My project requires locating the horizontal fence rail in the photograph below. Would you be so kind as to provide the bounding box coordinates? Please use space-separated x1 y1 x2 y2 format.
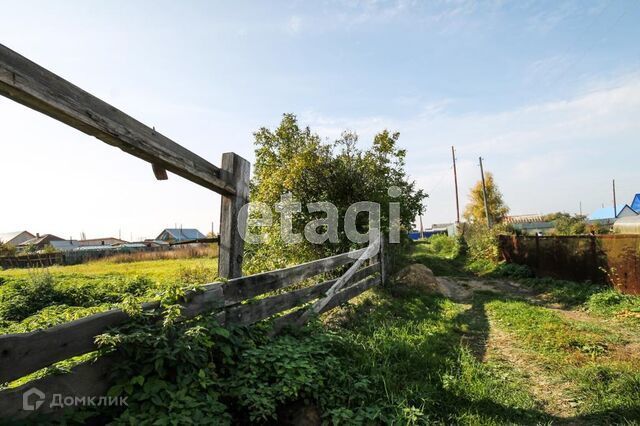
0 244 384 418
0 44 236 196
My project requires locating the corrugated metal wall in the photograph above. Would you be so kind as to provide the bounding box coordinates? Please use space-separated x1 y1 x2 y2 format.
499 234 640 295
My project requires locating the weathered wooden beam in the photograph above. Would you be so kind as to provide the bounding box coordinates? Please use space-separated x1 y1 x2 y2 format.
225 263 379 326
272 275 381 332
221 247 367 303
218 152 251 279
0 283 223 384
0 44 236 196
296 236 379 324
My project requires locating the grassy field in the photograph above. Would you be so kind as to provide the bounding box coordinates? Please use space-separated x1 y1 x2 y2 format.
0 257 219 334
2 240 639 423
300 239 640 423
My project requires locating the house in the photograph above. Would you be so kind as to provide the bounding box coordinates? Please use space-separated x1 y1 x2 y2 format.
587 204 637 225
76 238 127 247
50 237 128 252
17 234 65 251
503 215 555 235
156 228 206 243
0 231 35 247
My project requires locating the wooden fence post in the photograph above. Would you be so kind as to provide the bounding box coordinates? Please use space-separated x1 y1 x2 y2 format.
218 153 250 279
380 233 389 286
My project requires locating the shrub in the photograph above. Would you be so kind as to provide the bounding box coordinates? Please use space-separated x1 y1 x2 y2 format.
492 263 534 279
427 234 460 259
0 272 60 321
462 223 510 274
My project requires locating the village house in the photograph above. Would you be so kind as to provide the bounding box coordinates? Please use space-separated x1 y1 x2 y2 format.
0 231 35 247
156 228 206 243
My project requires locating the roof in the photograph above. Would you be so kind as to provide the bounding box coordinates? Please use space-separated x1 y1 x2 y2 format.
632 194 640 212
504 214 545 224
157 228 206 241
0 231 34 244
77 238 127 246
587 204 636 221
18 234 65 247
50 240 80 251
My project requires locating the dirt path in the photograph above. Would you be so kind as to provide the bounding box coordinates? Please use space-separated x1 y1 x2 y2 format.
434 277 593 421
435 277 540 304
485 326 580 420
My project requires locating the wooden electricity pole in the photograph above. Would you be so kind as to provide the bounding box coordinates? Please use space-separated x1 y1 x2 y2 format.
479 157 491 228
613 179 617 218
452 146 460 223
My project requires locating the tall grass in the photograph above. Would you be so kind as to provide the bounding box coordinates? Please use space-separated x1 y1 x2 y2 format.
107 245 218 264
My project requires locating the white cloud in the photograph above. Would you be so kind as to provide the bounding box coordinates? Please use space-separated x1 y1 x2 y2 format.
299 72 640 224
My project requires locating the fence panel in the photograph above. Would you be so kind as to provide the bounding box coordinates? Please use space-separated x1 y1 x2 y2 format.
0 244 383 418
499 235 640 295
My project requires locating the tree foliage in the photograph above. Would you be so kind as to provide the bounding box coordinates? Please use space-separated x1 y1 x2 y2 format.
544 212 587 235
247 113 426 271
463 172 509 225
0 242 16 257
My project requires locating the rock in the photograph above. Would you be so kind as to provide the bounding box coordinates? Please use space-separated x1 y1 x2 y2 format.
393 263 440 294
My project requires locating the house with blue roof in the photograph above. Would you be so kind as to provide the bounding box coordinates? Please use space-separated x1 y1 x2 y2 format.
588 204 638 225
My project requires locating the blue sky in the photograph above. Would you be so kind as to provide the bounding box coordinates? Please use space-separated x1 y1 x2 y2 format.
1 0 639 239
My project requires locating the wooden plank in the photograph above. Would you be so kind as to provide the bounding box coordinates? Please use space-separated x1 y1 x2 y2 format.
0 44 236 196
0 356 115 419
225 263 379 326
296 236 379 324
0 311 227 419
0 283 223 384
221 247 367 303
272 275 381 332
218 153 250 279
380 234 388 285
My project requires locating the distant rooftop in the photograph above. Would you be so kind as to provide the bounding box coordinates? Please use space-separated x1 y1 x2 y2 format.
0 231 33 244
156 228 206 242
632 194 640 212
588 204 636 221
504 214 546 224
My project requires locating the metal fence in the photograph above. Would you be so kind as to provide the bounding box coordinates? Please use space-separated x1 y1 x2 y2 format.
499 234 640 295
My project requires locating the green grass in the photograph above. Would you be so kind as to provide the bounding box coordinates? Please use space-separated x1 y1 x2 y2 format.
0 257 217 283
0 257 219 334
323 286 548 424
480 291 640 422
405 239 471 277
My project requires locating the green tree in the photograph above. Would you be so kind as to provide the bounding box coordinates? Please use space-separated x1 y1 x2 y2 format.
0 242 16 257
463 172 509 224
543 212 587 235
246 114 426 271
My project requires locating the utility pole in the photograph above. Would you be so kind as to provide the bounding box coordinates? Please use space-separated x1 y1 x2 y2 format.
579 201 583 216
419 215 424 238
479 156 491 228
452 146 460 223
613 179 617 218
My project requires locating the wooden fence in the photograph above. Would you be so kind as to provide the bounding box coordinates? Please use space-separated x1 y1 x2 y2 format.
0 241 388 418
0 253 64 269
499 234 640 295
0 42 389 420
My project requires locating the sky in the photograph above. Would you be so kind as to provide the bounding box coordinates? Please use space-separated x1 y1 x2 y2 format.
1 0 639 240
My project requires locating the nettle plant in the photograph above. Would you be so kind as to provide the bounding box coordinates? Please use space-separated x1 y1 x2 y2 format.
87 285 384 424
